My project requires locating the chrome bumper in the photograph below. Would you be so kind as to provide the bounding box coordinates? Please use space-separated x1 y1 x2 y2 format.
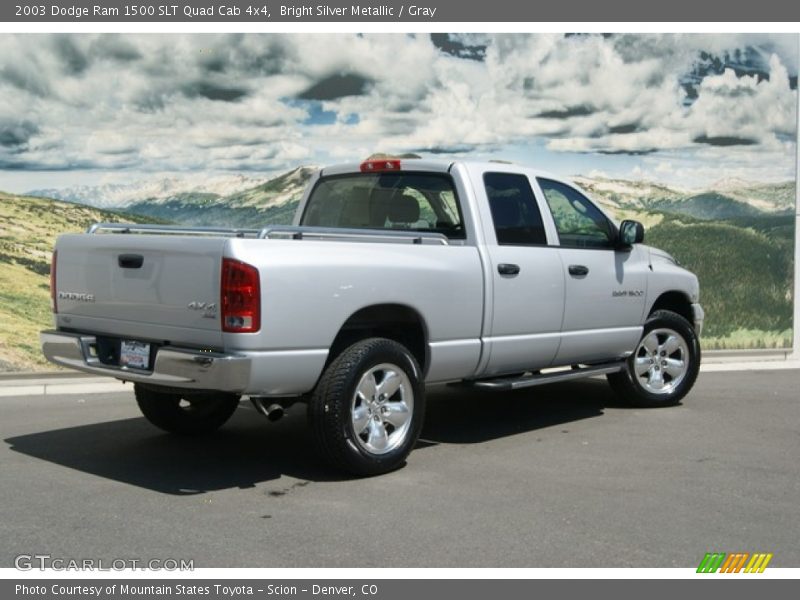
691 303 704 337
40 330 250 392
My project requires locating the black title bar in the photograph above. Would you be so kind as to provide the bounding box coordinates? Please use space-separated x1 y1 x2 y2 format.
4 0 800 22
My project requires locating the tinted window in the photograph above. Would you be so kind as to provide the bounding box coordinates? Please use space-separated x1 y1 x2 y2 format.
484 173 547 246
301 172 464 239
538 178 614 249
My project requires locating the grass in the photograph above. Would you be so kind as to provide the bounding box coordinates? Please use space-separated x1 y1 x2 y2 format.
0 192 163 371
0 261 53 370
700 329 793 350
646 213 794 339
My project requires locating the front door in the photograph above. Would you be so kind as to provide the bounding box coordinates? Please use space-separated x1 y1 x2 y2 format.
535 177 648 365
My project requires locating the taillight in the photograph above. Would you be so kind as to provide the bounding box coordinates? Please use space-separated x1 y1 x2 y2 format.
221 258 260 333
50 250 58 313
360 159 401 172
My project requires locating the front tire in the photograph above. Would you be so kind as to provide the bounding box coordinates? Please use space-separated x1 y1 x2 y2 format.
608 309 700 407
308 338 425 476
134 384 240 435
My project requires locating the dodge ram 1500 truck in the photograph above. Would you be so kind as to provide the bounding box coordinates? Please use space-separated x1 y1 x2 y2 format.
41 158 703 475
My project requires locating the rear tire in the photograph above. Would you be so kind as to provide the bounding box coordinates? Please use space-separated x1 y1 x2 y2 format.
308 338 425 476
134 384 240 435
607 309 700 408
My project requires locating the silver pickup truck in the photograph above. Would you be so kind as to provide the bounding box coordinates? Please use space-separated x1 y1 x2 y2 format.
41 158 703 475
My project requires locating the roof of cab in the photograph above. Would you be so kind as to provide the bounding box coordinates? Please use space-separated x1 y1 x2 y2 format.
321 159 454 176
319 158 571 184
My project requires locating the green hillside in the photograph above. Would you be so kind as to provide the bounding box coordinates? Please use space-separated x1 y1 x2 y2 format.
127 199 263 227
655 192 770 220
127 198 300 228
724 181 795 212
0 193 163 371
646 213 793 348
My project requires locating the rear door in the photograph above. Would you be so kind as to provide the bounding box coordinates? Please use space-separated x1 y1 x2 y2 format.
535 177 647 364
471 170 565 376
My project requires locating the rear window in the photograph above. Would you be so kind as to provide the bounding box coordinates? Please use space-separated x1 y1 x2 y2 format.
300 172 465 239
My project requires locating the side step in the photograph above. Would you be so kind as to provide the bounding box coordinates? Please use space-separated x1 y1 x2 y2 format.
464 361 626 391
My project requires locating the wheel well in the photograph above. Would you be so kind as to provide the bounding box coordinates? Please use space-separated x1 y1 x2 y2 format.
327 304 428 374
649 291 693 323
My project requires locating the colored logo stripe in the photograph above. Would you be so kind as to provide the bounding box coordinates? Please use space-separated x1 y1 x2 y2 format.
697 553 726 573
745 553 773 573
697 552 773 573
720 553 749 573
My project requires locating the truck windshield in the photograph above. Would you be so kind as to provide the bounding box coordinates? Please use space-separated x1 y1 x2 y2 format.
300 172 465 239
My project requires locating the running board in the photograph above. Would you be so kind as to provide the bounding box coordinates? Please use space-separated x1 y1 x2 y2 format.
465 361 626 391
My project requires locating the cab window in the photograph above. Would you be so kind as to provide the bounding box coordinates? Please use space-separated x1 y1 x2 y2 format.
538 178 614 249
301 172 465 240
484 172 547 246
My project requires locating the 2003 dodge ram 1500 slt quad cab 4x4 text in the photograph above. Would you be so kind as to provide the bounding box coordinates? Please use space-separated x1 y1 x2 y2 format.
41 158 703 475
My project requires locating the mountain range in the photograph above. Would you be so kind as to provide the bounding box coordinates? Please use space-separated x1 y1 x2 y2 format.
27 173 265 210
27 165 794 229
575 176 794 218
27 167 317 228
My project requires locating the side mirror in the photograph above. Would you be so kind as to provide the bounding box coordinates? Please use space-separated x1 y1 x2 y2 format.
618 219 645 247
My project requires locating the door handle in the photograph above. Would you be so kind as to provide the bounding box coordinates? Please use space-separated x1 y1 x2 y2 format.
118 254 144 269
497 263 520 276
568 264 589 276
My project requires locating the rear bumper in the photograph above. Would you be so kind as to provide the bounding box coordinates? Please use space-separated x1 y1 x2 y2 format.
40 330 251 392
40 330 329 396
691 303 704 337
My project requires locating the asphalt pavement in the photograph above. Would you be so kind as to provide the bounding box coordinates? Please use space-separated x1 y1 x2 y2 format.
1 369 799 568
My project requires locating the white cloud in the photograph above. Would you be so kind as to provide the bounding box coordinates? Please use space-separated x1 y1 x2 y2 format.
0 33 796 189
687 56 795 143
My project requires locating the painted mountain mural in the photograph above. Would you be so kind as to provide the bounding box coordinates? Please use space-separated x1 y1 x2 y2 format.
1 33 798 369
0 164 791 371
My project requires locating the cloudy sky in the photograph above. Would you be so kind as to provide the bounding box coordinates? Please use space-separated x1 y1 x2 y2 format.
0 33 797 192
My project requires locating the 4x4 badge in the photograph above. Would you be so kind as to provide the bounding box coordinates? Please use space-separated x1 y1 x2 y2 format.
187 301 216 311
187 301 217 318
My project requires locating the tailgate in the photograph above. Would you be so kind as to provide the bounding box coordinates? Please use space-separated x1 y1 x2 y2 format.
54 233 227 347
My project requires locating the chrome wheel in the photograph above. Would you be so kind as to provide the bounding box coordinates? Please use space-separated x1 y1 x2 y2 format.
310 338 425 475
632 328 690 395
350 363 414 455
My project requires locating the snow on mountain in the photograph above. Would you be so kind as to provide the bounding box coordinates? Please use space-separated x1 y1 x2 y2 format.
576 175 794 216
574 176 685 211
707 179 795 213
114 166 319 228
709 177 754 192
26 173 266 209
221 166 318 210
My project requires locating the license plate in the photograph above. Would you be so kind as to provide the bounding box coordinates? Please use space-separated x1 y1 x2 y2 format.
120 340 150 369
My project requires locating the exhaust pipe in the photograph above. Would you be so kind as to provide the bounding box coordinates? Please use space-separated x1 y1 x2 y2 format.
250 397 285 422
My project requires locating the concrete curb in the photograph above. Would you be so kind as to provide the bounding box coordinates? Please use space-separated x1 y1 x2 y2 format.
0 377 129 397
701 348 794 363
700 359 800 372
